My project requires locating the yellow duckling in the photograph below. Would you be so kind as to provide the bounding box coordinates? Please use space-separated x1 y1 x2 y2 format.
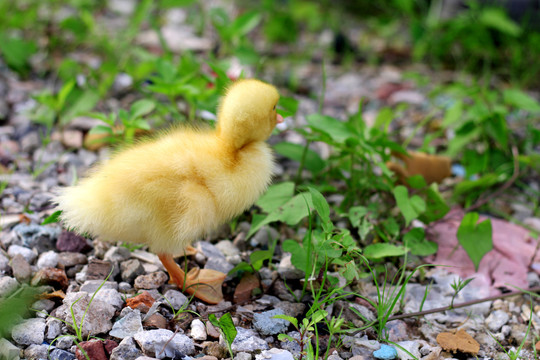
56 79 283 304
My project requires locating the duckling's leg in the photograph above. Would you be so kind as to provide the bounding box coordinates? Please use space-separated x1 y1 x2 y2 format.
158 253 225 304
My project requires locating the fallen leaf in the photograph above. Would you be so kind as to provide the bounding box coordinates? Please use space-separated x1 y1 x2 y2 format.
387 151 452 184
233 272 260 304
436 329 479 355
426 208 540 295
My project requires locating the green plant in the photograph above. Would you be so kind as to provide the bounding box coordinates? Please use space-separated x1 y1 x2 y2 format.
274 309 327 360
88 99 156 145
208 313 237 359
456 212 493 271
449 277 474 309
37 270 114 360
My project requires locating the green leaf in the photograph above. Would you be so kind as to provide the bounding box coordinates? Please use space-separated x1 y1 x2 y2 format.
308 187 331 226
442 100 463 127
228 262 253 275
41 211 62 225
256 181 295 213
62 90 100 124
0 34 37 72
403 227 438 256
278 96 299 118
282 239 307 273
250 250 272 271
88 125 113 135
273 142 326 174
231 11 261 37
363 243 408 259
57 81 76 110
479 8 521 37
277 333 297 342
209 313 237 346
307 114 354 142
456 212 493 271
503 89 540 113
393 186 425 225
420 184 450 223
273 314 298 328
348 206 368 228
130 99 155 119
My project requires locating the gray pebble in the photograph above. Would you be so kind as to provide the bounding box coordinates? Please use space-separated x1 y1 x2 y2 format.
93 288 124 311
119 282 132 292
134 329 195 358
395 341 421 359
12 223 60 252
32 299 55 312
79 280 118 293
0 251 11 274
255 349 295 360
7 244 37 264
204 256 233 274
162 289 188 310
486 310 510 332
134 271 168 290
120 259 145 283
236 353 253 360
230 327 269 352
24 344 49 359
110 336 143 360
10 254 32 282
57 252 87 267
190 319 207 341
277 254 304 280
104 246 131 263
59 291 115 338
46 318 63 341
36 251 59 269
0 276 19 297
0 338 20 360
49 348 76 360
253 309 290 336
11 317 46 345
110 309 143 339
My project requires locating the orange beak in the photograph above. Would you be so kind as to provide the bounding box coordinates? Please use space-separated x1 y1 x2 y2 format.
276 114 284 124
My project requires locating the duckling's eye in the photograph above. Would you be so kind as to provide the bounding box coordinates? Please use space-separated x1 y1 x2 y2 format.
273 105 276 110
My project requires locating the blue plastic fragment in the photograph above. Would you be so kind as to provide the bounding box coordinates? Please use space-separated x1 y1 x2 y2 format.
373 344 398 360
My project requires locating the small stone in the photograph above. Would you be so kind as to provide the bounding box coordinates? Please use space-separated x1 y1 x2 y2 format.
485 310 509 332
0 276 19 297
24 343 49 359
37 251 59 269
255 349 295 360
110 309 143 339
46 318 63 340
57 231 90 253
0 252 10 273
162 289 188 310
59 291 115 338
87 259 114 280
536 340 540 352
143 313 168 329
57 252 88 267
31 268 69 289
7 244 37 264
134 271 168 290
0 338 20 360
76 340 107 360
32 298 55 312
50 348 76 360
134 329 195 358
436 329 480 355
191 319 207 340
12 223 60 252
236 352 252 360
79 280 118 293
110 337 143 360
230 327 269 352
126 291 155 312
121 259 145 283
253 309 290 336
10 253 32 282
11 317 46 345
395 341 421 359
383 320 408 342
275 301 305 318
93 288 124 311
104 339 119 355
206 321 221 339
277 254 305 280
104 246 131 262
204 342 228 358
373 345 397 360
204 256 233 274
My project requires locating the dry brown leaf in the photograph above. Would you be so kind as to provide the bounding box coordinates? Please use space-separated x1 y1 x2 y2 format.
387 150 452 184
436 329 480 355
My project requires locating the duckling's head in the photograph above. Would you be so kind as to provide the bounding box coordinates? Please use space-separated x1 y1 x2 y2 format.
217 79 283 149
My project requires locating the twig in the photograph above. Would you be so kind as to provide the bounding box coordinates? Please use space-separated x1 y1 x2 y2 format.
465 144 520 212
386 286 540 322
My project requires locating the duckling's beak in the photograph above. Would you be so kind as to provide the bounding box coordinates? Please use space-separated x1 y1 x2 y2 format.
276 114 284 124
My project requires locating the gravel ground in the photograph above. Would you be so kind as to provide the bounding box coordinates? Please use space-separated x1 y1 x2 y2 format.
1 2 540 360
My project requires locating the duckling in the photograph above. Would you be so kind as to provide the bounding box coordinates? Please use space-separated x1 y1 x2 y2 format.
56 79 283 304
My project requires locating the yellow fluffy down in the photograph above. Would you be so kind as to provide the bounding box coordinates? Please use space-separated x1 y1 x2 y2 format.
56 79 279 255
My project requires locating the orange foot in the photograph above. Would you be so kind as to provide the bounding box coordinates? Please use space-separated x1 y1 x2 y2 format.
158 253 225 304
